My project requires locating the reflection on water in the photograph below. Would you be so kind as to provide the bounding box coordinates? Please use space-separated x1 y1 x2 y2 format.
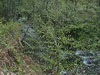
75 50 94 57
60 50 100 75
75 50 100 66
60 71 67 75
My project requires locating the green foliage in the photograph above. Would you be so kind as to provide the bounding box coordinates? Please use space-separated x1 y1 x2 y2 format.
0 0 100 74
26 0 100 72
0 20 21 38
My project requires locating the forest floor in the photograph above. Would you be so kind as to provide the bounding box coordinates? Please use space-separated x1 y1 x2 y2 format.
0 36 44 75
0 47 40 75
